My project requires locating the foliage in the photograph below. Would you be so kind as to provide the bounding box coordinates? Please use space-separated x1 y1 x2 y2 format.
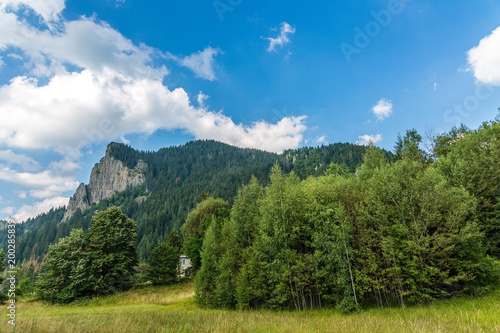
435 121 500 258
194 124 499 310
394 129 428 162
36 207 138 303
147 243 179 286
181 197 229 240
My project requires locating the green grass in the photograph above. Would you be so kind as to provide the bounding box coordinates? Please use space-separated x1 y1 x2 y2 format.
7 282 500 333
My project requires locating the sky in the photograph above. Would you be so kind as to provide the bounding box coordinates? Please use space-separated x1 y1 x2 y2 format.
1 0 500 222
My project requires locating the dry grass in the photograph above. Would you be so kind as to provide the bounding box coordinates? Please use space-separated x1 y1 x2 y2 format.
4 282 499 333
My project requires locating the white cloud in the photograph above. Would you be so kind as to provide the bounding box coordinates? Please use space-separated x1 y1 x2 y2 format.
0 13 166 80
0 165 79 198
7 53 23 60
176 46 221 81
372 98 393 121
0 0 65 23
197 91 209 106
47 158 80 174
0 194 3 202
356 134 383 146
266 22 296 52
0 56 4 69
433 82 437 91
17 191 27 199
315 135 327 144
0 9 306 156
9 196 68 222
0 149 41 171
467 26 500 85
191 115 307 154
2 206 15 215
0 69 306 154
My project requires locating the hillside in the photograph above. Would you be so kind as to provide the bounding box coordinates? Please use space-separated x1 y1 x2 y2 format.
2 140 383 262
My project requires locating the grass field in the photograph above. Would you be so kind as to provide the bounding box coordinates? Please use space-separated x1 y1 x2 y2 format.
5 282 499 333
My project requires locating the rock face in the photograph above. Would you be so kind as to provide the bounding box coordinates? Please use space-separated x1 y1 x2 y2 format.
63 146 147 221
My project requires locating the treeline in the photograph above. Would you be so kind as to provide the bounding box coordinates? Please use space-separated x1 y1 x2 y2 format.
191 120 500 311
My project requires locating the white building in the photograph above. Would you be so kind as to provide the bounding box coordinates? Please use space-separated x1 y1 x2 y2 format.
179 255 192 277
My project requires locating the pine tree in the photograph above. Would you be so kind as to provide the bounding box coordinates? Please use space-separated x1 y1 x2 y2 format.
147 243 179 285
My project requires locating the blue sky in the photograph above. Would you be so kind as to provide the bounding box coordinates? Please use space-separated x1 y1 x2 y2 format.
1 0 500 221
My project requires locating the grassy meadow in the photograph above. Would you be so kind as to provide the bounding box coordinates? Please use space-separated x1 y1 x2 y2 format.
4 282 498 333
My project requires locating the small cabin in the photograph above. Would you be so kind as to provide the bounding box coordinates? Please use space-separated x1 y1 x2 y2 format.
179 254 192 277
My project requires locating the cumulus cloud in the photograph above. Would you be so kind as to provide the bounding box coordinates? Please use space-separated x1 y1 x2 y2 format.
0 149 41 171
0 165 79 198
2 206 15 215
0 0 65 23
372 98 393 121
266 22 296 52
0 10 306 156
467 26 500 85
0 69 306 155
0 13 166 80
174 46 221 81
356 134 382 146
9 196 68 223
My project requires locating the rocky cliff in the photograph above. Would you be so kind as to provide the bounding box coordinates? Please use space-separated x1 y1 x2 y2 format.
63 146 147 221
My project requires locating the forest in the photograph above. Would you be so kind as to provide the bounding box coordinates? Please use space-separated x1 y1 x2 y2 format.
190 120 500 311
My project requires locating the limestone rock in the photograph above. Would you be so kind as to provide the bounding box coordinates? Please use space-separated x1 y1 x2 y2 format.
63 146 147 221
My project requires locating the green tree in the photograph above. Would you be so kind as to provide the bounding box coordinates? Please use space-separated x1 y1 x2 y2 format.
147 243 179 285
357 160 490 305
37 207 138 303
194 216 222 307
167 229 182 253
36 229 87 303
86 207 138 295
394 129 427 162
181 197 229 240
436 121 500 257
182 197 229 272
357 144 388 181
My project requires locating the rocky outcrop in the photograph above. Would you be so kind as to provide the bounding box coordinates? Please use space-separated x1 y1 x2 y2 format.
63 146 147 221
